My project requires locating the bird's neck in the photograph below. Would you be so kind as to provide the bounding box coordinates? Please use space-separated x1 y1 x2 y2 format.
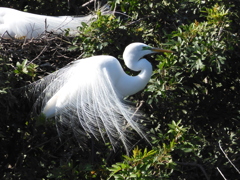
119 56 152 97
134 58 153 82
124 54 152 78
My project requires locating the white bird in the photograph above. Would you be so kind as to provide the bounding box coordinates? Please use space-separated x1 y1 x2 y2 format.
0 7 102 39
31 42 173 151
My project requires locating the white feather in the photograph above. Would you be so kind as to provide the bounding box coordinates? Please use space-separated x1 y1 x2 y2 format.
0 7 108 38
30 43 173 151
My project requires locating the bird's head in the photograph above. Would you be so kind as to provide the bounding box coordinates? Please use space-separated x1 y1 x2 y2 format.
123 42 173 62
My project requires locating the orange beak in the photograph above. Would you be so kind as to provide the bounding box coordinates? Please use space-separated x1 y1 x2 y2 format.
152 48 174 53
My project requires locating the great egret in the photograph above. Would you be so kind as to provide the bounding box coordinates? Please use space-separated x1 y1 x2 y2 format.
31 42 173 151
0 7 104 39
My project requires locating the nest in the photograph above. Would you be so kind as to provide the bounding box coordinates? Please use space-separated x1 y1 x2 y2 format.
0 33 87 127
0 33 83 79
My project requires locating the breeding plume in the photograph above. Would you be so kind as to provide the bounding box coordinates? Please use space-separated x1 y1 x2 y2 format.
0 7 100 38
31 43 173 151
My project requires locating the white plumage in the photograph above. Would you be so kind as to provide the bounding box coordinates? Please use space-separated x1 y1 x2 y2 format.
0 7 97 38
31 42 173 151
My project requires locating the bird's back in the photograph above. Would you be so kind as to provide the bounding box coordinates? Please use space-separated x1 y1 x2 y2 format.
0 7 93 38
41 55 124 117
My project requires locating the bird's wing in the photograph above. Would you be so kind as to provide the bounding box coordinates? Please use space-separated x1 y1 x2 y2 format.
30 56 147 151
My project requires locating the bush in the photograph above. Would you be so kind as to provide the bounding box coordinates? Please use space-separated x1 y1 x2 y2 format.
0 0 240 179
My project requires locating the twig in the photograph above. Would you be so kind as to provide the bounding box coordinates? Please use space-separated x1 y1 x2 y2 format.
2 31 15 39
29 45 48 63
75 52 85 60
217 167 227 180
56 51 70 59
81 0 94 7
54 36 72 45
131 100 144 119
219 141 240 174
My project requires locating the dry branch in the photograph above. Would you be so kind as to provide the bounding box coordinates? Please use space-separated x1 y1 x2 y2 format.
0 33 82 79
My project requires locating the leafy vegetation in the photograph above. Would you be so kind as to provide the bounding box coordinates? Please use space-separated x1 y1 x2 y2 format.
0 0 240 179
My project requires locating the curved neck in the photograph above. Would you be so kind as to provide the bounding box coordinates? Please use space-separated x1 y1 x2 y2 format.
131 58 153 82
117 54 152 97
134 58 153 94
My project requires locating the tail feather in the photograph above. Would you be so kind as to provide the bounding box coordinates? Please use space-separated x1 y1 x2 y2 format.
30 58 148 152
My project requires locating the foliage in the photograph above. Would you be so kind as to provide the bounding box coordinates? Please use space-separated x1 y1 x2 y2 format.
108 120 189 179
0 0 240 179
71 11 126 57
14 59 38 77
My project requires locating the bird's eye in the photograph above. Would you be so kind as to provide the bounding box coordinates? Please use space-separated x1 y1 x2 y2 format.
142 46 152 51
